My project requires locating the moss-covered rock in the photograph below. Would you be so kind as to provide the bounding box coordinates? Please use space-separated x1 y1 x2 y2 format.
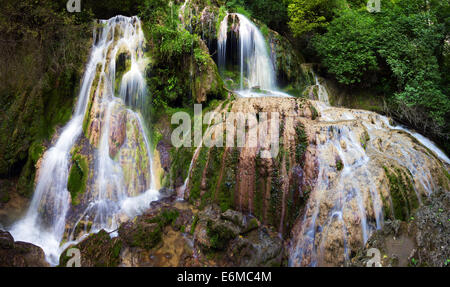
266 29 306 96
0 0 91 181
59 229 122 267
0 230 49 267
383 165 419 221
67 148 89 206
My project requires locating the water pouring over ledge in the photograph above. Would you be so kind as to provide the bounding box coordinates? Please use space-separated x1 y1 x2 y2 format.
9 16 159 265
289 100 449 266
218 13 291 98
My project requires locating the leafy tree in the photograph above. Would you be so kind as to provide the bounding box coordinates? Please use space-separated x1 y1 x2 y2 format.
287 0 337 37
312 9 379 85
312 0 449 148
244 0 289 32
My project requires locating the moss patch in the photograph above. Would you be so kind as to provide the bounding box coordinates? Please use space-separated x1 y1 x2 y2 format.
383 166 419 221
67 148 89 205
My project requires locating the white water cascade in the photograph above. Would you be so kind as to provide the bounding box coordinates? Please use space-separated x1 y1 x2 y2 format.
9 16 159 266
217 13 290 98
314 74 330 105
289 101 449 266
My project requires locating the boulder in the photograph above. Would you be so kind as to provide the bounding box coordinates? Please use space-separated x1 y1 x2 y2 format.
0 230 49 267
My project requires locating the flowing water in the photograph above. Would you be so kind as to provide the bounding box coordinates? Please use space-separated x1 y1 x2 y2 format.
314 74 330 105
289 102 449 266
9 16 158 265
217 13 291 98
215 11 448 266
6 8 449 268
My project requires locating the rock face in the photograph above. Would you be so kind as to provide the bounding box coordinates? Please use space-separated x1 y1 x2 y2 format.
0 230 49 267
59 196 284 267
350 188 450 267
180 96 449 266
191 39 225 103
289 102 449 266
267 29 306 95
183 97 315 239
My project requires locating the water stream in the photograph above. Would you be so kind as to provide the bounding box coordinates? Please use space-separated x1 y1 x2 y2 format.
9 16 158 265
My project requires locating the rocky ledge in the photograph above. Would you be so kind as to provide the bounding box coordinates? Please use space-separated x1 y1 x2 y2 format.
350 188 450 267
0 230 49 267
58 195 284 267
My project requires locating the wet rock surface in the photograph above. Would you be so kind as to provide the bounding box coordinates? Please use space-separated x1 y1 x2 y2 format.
0 230 49 267
350 188 450 267
58 196 284 267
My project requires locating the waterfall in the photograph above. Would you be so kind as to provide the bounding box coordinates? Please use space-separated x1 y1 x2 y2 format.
217 12 228 73
217 13 291 98
9 16 158 266
289 103 449 266
314 74 330 105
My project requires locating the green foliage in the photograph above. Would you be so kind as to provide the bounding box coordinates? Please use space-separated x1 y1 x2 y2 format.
67 149 89 206
287 0 337 37
225 0 252 18
312 0 450 148
295 122 307 164
0 0 91 178
80 0 140 19
312 9 379 85
242 0 289 32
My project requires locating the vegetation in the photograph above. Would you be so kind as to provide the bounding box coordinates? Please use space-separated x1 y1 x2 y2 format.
0 0 92 199
67 148 89 206
307 0 450 152
383 166 419 221
287 0 336 37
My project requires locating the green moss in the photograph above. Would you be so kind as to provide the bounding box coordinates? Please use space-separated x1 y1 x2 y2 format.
147 208 180 227
206 219 236 250
29 141 44 163
216 6 228 37
67 148 89 206
360 131 370 149
336 159 344 171
310 104 318 120
253 152 264 220
295 122 308 165
201 146 224 208
111 240 122 259
188 147 208 203
82 63 102 136
0 190 10 203
383 166 419 221
130 224 162 249
269 155 283 227
190 214 199 235
217 147 239 212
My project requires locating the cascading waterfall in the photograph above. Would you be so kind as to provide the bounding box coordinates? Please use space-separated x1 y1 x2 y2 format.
217 12 228 73
289 99 449 266
314 74 330 105
217 13 290 98
215 11 447 266
9 16 158 265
